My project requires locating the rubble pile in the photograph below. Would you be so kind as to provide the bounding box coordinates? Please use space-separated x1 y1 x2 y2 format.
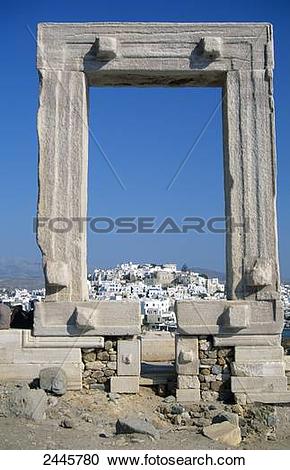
157 397 278 444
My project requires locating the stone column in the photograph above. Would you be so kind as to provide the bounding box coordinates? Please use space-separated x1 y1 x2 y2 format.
223 69 279 301
37 70 89 301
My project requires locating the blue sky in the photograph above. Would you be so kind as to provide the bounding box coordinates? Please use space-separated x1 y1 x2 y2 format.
0 1 289 278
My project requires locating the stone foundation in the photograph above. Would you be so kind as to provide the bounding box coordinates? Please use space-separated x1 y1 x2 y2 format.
232 346 289 404
176 335 234 404
175 331 290 405
0 329 140 394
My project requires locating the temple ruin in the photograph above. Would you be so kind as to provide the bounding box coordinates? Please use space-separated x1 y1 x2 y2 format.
1 22 289 404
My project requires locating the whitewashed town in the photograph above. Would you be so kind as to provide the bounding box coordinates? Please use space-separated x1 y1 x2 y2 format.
89 262 225 330
1 261 290 331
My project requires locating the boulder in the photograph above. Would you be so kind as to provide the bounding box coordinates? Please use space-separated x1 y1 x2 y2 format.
0 384 47 421
116 417 160 439
39 367 67 395
203 421 241 447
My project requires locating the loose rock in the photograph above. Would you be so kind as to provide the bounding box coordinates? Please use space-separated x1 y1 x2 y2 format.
171 403 185 415
0 384 47 421
203 421 241 447
39 367 67 395
108 393 120 401
60 418 75 429
116 417 160 440
212 411 239 427
163 395 176 404
232 404 244 416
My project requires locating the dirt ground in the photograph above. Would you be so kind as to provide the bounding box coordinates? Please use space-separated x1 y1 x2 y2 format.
0 387 289 450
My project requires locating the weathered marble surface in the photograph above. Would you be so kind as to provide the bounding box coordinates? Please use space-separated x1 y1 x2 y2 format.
37 22 279 304
0 330 82 390
175 300 283 335
34 301 141 336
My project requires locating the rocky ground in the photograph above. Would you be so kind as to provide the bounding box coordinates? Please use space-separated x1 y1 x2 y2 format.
0 385 290 450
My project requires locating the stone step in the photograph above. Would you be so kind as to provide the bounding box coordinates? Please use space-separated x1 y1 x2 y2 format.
110 376 139 394
140 375 174 385
140 362 175 385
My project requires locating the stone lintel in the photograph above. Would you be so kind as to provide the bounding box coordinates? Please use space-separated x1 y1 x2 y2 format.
175 300 283 335
37 22 273 80
33 301 141 337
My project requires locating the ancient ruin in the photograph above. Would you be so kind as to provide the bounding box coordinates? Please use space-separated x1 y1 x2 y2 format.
0 22 289 404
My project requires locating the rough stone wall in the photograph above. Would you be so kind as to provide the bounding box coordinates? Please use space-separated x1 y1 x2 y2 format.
198 337 234 403
82 339 117 390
